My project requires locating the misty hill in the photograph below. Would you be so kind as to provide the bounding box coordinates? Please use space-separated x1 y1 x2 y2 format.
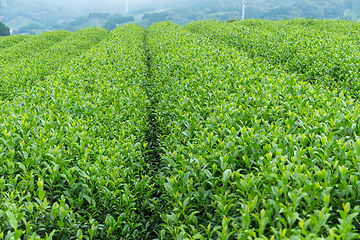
54 13 134 32
246 0 358 20
124 0 360 28
0 0 79 33
42 0 127 14
2 0 360 35
161 0 359 24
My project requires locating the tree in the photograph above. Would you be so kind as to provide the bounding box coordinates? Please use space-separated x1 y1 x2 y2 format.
102 20 116 31
15 24 40 35
142 12 172 22
0 21 10 36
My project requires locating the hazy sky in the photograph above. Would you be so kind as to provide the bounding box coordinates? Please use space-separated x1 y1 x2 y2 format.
41 0 179 13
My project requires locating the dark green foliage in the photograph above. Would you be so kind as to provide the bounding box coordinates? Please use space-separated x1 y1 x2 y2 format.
227 18 237 22
102 14 134 30
60 12 134 31
142 12 172 22
61 13 109 30
0 22 10 36
102 20 117 31
14 24 40 35
107 14 134 24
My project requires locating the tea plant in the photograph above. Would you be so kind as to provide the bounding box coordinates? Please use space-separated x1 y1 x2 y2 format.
185 19 360 97
1 19 360 239
0 27 108 101
0 34 29 49
0 30 70 66
0 25 153 239
147 21 360 239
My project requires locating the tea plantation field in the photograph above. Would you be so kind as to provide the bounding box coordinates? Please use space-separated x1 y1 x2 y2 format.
0 19 360 240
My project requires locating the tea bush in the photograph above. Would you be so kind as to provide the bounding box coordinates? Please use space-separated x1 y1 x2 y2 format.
0 35 29 49
186 19 360 97
0 31 70 66
148 21 360 239
0 25 153 240
0 27 109 101
1 19 360 239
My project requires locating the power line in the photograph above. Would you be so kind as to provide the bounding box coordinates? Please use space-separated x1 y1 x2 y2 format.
125 0 128 13
2 0 7 8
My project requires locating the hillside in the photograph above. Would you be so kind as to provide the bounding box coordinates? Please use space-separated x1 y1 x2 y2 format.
0 20 360 239
114 0 360 28
5 16 44 30
136 0 360 27
0 0 79 34
51 13 135 32
246 0 359 19
3 0 360 34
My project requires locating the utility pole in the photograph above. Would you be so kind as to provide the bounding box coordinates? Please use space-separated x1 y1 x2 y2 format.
125 0 128 13
242 0 246 20
2 0 7 8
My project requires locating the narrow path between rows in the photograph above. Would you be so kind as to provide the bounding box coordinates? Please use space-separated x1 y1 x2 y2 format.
140 30 165 239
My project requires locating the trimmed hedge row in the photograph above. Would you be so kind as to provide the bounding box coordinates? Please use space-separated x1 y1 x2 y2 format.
186 19 360 96
0 25 153 240
147 21 360 239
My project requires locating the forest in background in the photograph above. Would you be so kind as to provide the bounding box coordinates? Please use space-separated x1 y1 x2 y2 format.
0 0 360 35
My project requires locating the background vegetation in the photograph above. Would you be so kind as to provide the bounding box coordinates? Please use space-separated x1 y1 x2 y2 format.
0 22 10 36
1 0 360 34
